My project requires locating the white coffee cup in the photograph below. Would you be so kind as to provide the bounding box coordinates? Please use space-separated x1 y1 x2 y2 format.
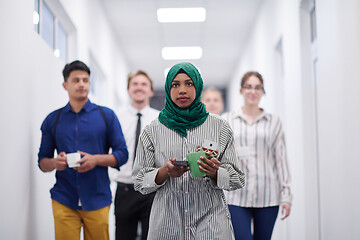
67 152 81 168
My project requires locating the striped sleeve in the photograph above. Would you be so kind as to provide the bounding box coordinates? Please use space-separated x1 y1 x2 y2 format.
273 118 293 204
214 120 245 191
132 125 166 195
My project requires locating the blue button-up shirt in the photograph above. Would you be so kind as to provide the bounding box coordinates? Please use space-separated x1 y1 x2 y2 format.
38 100 128 211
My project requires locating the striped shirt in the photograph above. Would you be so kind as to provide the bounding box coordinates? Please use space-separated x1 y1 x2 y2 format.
132 114 245 240
222 109 292 207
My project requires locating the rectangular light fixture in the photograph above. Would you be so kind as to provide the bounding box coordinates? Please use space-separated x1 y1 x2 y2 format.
162 46 203 60
157 7 206 23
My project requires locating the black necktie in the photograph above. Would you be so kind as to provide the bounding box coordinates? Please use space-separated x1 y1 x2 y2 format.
134 112 142 162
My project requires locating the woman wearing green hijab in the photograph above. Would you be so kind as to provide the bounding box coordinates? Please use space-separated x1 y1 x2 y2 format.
132 62 245 240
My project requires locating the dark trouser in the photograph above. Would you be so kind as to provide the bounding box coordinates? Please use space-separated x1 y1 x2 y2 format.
115 182 155 240
228 205 279 240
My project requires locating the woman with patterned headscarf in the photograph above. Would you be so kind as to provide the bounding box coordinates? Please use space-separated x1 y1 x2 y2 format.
132 62 245 240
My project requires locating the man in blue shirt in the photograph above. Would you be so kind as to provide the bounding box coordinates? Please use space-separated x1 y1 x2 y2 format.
38 60 128 240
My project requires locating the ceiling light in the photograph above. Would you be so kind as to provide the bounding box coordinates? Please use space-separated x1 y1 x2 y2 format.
162 46 203 60
157 8 206 23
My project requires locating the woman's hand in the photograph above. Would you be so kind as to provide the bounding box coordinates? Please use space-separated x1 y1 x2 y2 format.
166 158 189 177
280 203 291 220
198 152 221 180
155 158 189 184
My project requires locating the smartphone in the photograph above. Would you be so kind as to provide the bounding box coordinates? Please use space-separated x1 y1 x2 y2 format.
173 161 189 167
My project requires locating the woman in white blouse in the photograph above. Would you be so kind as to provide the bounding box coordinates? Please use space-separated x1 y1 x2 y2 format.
132 62 245 240
222 71 292 240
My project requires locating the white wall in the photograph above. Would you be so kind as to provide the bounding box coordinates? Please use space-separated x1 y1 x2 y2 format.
229 0 360 239
227 0 306 239
316 0 360 239
299 0 321 238
60 0 129 109
0 0 129 239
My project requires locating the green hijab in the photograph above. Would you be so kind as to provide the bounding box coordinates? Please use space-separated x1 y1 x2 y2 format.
158 62 209 137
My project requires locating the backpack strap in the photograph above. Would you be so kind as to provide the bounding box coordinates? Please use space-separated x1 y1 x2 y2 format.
98 106 108 127
53 107 64 152
98 106 110 149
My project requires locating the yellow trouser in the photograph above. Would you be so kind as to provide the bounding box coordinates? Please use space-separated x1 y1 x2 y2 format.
52 200 110 240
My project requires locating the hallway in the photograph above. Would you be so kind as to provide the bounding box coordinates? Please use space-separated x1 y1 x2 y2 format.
0 0 359 239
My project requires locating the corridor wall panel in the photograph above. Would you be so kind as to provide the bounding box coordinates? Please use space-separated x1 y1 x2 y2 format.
0 0 129 239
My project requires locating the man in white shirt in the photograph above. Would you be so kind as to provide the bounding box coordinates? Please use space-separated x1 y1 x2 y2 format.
113 70 159 240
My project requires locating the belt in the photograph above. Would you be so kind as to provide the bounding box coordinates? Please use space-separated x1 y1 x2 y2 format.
117 182 135 191
117 182 134 187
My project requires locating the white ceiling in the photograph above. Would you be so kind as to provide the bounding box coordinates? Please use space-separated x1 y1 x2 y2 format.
101 0 263 90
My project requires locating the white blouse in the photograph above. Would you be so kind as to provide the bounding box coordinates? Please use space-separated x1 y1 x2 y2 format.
132 114 245 240
222 109 292 207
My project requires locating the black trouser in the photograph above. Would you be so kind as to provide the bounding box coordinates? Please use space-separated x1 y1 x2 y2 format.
115 182 155 240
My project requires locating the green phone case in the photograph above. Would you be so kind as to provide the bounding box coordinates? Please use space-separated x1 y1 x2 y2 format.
187 151 207 177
